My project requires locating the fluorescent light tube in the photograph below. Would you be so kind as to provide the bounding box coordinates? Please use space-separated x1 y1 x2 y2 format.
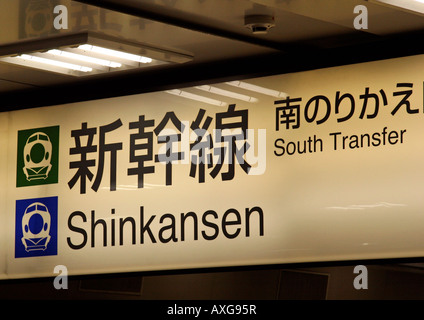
47 49 122 68
78 44 152 63
166 89 227 107
226 80 287 98
195 85 258 102
17 54 92 72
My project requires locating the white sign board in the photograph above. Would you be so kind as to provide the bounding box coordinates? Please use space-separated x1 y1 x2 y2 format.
2 54 424 279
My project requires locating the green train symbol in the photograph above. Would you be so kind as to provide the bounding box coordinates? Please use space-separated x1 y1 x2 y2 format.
23 132 53 181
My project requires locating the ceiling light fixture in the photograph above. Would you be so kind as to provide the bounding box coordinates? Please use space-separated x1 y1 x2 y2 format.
0 32 193 76
195 85 258 103
166 89 228 107
226 80 287 98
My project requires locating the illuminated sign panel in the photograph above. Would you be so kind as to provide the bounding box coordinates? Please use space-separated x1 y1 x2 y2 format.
1 54 424 279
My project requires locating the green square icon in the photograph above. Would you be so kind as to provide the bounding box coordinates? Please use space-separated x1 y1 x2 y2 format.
16 126 59 187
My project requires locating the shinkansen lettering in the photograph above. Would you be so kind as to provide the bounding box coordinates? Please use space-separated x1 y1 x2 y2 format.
66 205 265 249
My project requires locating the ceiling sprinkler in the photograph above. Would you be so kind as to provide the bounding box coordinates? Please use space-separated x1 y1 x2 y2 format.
244 15 275 35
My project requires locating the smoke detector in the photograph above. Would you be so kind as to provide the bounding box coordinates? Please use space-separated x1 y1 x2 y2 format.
244 15 275 35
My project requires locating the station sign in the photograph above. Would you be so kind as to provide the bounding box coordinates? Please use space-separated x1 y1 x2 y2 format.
1 54 424 279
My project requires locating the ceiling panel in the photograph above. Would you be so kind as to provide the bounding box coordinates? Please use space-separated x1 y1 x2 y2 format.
251 0 424 35
0 0 282 89
0 0 423 96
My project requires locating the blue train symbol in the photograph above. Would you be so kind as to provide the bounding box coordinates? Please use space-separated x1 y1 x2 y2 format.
21 202 51 252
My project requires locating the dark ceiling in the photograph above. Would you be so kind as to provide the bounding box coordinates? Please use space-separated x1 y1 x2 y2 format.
1 0 424 110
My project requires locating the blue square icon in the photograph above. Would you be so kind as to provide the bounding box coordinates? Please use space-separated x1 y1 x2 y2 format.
15 196 58 258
